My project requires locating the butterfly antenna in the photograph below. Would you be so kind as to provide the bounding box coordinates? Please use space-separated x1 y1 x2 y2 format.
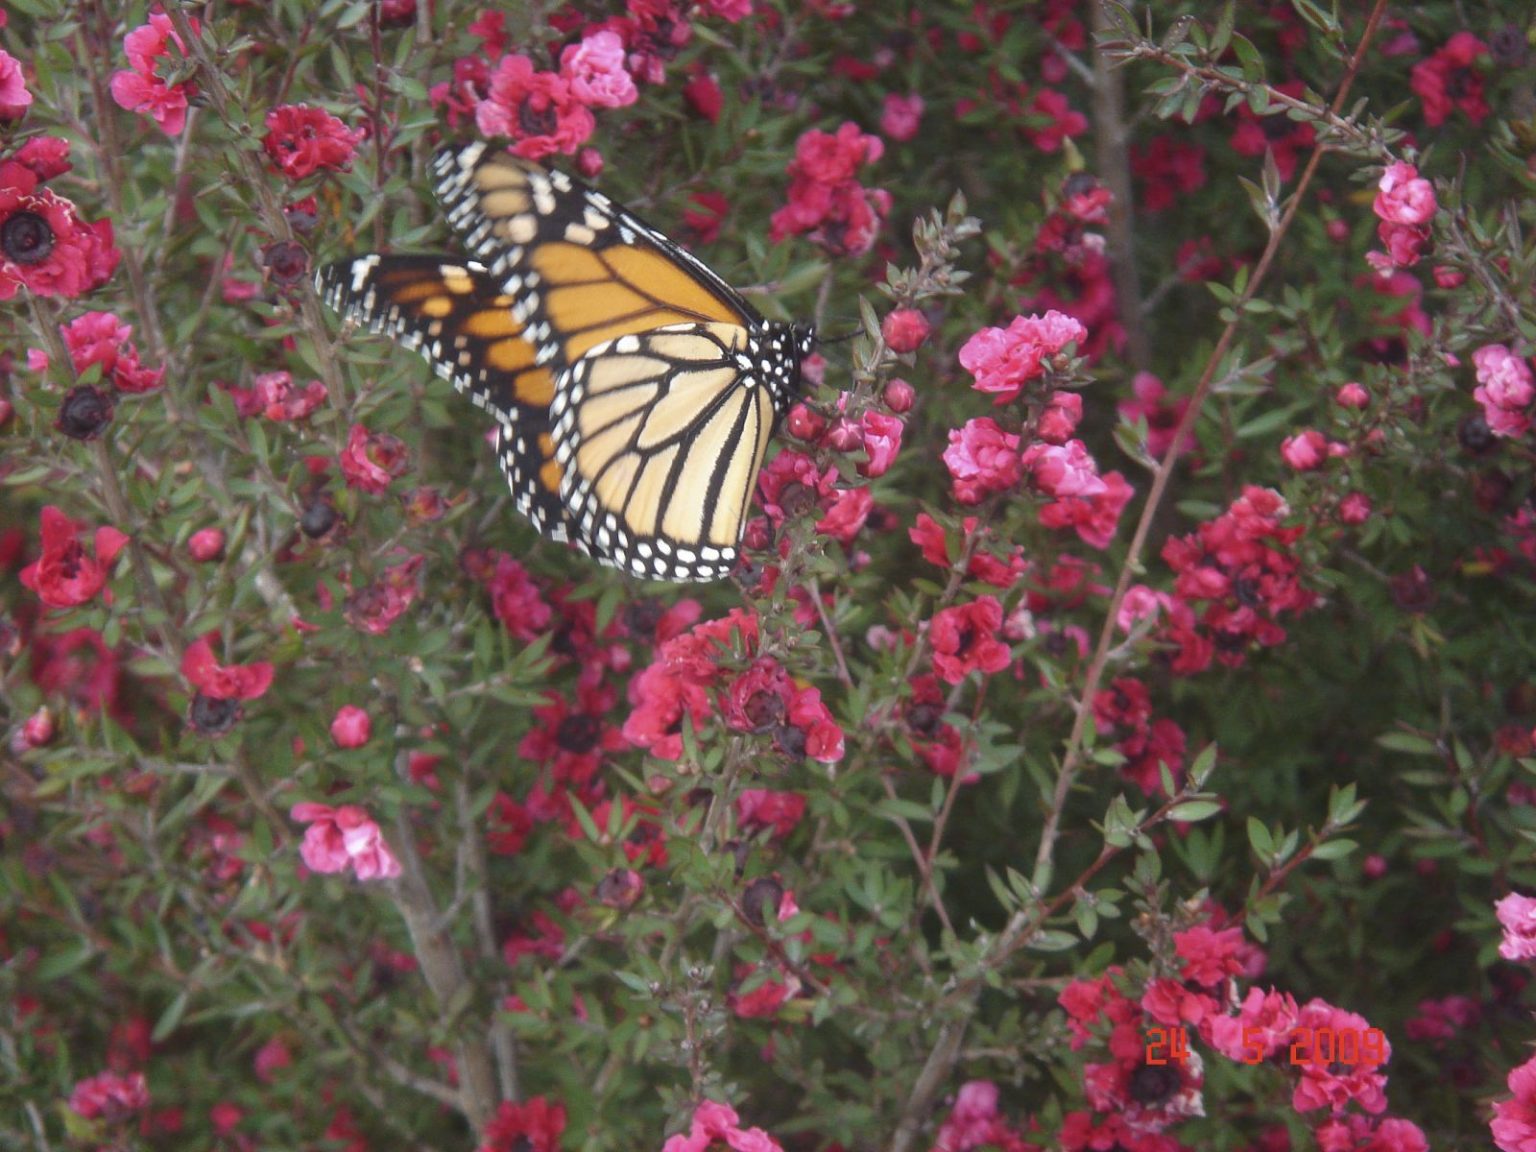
819 325 861 346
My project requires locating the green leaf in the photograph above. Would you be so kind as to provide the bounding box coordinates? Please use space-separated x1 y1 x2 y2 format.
1167 800 1222 823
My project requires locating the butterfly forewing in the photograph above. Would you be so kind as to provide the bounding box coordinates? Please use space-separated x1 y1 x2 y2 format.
317 254 572 542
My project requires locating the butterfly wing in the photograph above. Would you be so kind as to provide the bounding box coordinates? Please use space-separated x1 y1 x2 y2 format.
430 142 764 369
428 144 805 582
552 322 781 582
316 254 572 543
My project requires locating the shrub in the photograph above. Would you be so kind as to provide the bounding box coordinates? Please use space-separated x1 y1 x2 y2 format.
4 2 1536 1150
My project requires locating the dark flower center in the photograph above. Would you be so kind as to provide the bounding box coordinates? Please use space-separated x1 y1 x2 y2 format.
556 713 600 755
189 693 242 737
2 211 56 265
300 499 337 538
518 98 558 138
1128 1062 1180 1106
742 689 785 731
56 386 114 441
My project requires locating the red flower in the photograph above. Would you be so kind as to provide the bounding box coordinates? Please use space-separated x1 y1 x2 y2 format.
0 160 120 300
816 485 872 544
1037 470 1134 550
928 597 1011 684
485 554 552 642
19 506 129 608
683 69 723 121
475 55 594 160
736 789 806 838
181 635 274 701
1228 81 1316 182
486 792 533 856
517 682 624 791
339 423 409 492
769 122 890 256
345 554 425 636
1410 32 1489 127
263 104 365 180
478 1096 567 1152
882 307 930 353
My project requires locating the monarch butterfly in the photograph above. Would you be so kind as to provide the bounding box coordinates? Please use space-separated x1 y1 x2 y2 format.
317 142 815 582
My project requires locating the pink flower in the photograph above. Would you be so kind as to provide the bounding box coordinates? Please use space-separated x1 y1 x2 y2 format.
942 418 1021 505
1497 892 1536 961
1118 371 1192 460
701 0 753 21
69 1071 149 1121
859 410 903 477
1494 1052 1536 1152
1472 344 1535 439
560 30 637 109
330 705 372 749
816 485 873 543
476 55 595 160
1338 492 1372 525
290 802 402 881
661 1100 785 1152
958 310 1085 403
1022 439 1106 498
1336 381 1369 408
1280 428 1328 471
1117 584 1171 632
0 49 33 119
1375 162 1435 225
263 105 364 180
19 506 130 608
187 528 225 562
880 93 924 142
109 12 197 135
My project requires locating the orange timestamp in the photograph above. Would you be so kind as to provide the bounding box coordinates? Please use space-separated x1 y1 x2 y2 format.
1144 1026 1388 1066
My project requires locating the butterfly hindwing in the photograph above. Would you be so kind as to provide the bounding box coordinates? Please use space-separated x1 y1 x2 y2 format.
317 253 572 542
552 322 780 582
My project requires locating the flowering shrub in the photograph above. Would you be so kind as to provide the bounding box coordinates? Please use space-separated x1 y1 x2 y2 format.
7 2 1536 1151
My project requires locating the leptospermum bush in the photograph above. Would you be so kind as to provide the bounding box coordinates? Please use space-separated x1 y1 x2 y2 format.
7 0 1536 1149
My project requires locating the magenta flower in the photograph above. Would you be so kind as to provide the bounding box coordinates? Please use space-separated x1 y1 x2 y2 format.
109 12 197 135
560 30 637 109
0 48 33 119
1497 892 1536 961
958 310 1086 403
661 1100 785 1152
291 803 401 881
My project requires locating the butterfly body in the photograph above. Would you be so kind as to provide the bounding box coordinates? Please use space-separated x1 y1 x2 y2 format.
319 143 813 582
